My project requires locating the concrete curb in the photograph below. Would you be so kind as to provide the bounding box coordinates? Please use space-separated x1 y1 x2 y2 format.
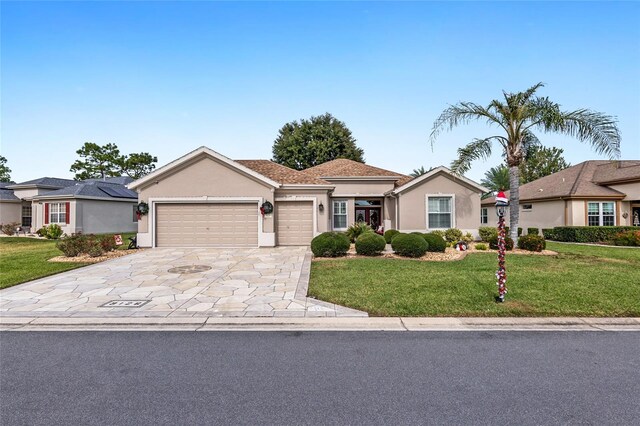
1 316 639 331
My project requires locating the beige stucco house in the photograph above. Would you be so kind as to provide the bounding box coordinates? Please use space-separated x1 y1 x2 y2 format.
128 146 488 248
0 177 138 235
481 161 640 231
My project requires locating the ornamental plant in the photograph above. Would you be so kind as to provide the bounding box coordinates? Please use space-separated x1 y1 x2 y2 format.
392 233 428 258
311 232 350 257
383 229 400 244
345 222 373 243
517 234 546 252
422 232 447 253
355 232 386 256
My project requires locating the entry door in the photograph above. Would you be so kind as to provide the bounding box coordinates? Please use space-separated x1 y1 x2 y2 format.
633 207 640 227
355 207 381 229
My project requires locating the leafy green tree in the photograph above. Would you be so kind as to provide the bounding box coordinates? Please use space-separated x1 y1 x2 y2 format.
410 166 431 177
430 82 620 243
519 145 570 184
70 142 158 180
481 165 510 196
120 152 158 179
272 113 364 170
0 156 12 182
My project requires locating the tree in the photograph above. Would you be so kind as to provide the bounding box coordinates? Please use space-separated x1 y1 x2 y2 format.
272 113 364 170
430 82 620 243
519 145 570 184
410 166 431 177
481 165 510 196
0 156 11 182
70 142 157 180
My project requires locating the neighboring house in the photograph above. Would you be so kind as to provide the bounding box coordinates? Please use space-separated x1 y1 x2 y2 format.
0 177 138 235
127 146 488 248
481 161 640 231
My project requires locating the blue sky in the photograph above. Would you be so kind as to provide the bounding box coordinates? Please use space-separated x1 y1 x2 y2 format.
2 1 639 183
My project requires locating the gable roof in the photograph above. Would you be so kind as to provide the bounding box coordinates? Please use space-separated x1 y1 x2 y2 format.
592 161 640 184
235 160 332 186
391 166 488 194
127 146 281 190
7 177 77 189
31 180 138 201
481 161 630 205
304 159 406 179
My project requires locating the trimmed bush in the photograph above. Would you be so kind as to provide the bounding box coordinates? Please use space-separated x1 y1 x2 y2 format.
517 234 546 252
444 228 463 244
478 227 497 242
475 243 488 251
392 233 428 258
384 229 400 244
527 227 539 236
56 236 82 257
462 232 474 243
87 244 104 257
311 232 350 257
430 230 445 239
422 232 447 253
345 222 373 243
488 235 514 251
355 232 387 256
518 227 523 237
551 226 638 243
612 230 640 246
542 228 555 240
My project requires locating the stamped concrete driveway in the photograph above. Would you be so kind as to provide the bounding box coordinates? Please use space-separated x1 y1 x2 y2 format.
0 247 366 318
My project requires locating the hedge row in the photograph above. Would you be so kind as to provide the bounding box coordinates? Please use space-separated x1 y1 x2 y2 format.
545 226 639 243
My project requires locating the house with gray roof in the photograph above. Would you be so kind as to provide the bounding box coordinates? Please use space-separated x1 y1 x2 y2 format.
0 177 138 235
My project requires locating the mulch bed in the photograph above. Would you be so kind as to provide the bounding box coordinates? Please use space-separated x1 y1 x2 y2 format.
48 249 141 264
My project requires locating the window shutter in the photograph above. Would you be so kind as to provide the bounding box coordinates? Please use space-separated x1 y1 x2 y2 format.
44 203 49 224
65 202 70 224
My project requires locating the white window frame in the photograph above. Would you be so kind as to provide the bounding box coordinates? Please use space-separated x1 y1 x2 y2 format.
587 201 616 226
332 200 348 231
49 202 67 224
22 205 33 227
426 194 455 230
480 207 488 225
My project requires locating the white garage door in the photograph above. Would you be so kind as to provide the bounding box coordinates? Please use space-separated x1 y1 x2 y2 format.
155 203 258 247
276 201 314 246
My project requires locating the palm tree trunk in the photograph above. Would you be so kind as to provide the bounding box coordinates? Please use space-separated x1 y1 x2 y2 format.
508 165 520 244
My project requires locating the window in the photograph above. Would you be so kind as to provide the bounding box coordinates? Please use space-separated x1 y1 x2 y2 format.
333 200 347 229
428 196 452 229
522 204 533 211
133 205 139 222
480 207 488 224
49 203 67 224
21 206 32 227
587 202 615 226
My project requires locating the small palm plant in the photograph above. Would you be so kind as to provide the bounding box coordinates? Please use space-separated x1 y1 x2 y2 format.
430 82 620 243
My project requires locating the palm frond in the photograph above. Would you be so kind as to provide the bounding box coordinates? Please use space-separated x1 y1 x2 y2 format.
430 102 505 146
450 137 494 175
548 109 621 159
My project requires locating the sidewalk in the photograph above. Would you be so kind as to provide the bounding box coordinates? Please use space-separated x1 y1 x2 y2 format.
2 316 639 331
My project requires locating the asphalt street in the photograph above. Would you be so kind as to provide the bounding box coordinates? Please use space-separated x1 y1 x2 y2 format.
1 331 639 425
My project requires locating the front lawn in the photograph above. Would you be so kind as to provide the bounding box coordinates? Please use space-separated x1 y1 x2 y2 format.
0 238 86 289
309 242 640 317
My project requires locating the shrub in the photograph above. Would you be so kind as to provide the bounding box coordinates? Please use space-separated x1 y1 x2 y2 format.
550 226 638 243
430 230 445 239
462 232 474 243
36 227 47 237
87 244 104 257
392 233 428 258
43 224 63 240
517 234 546 252
527 227 539 236
98 234 117 252
443 228 463 244
355 232 387 256
56 235 82 257
542 228 555 240
475 243 488 251
518 227 523 237
345 222 373 243
422 232 447 252
1 222 20 236
311 232 350 257
383 229 400 244
488 235 514 251
612 230 640 247
478 227 498 242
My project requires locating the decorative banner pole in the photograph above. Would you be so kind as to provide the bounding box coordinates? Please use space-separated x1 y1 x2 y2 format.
495 191 509 303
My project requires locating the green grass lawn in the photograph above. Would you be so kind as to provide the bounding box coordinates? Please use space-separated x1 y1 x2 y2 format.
309 242 640 317
0 238 88 289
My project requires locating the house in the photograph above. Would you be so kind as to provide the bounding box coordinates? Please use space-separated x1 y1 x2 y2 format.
0 177 138 235
481 161 640 231
127 146 488 248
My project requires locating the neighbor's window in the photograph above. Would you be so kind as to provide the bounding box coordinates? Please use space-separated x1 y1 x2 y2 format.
480 207 488 224
21 205 32 227
132 205 138 222
333 200 347 229
587 202 615 226
49 203 67 224
428 196 452 229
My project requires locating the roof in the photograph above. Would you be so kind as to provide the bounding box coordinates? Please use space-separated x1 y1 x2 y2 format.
7 177 77 189
304 159 406 179
0 186 20 201
592 161 640 184
32 181 137 201
83 176 135 185
481 161 630 205
235 160 331 185
391 166 489 194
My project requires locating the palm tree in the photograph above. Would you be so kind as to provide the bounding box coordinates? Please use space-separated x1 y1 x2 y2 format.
480 165 510 197
430 82 620 243
410 166 430 177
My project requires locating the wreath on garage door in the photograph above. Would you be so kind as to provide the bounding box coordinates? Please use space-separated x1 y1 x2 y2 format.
136 202 149 220
260 201 274 216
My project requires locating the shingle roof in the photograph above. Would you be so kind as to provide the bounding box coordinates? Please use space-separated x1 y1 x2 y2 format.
592 161 640 184
304 159 407 179
0 187 20 201
481 161 628 205
235 160 331 185
83 176 135 185
32 181 137 200
8 177 78 188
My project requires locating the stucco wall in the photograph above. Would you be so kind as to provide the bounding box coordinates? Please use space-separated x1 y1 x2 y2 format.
608 182 640 201
398 173 481 234
79 200 138 234
483 200 566 230
12 188 49 200
274 188 330 233
329 180 396 196
32 200 78 235
0 201 21 225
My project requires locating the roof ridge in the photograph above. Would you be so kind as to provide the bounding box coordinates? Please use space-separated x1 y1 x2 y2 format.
568 161 588 195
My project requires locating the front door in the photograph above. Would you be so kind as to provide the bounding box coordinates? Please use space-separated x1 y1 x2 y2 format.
355 207 381 229
632 206 640 227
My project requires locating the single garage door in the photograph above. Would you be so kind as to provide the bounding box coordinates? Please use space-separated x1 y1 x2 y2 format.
276 201 314 246
156 203 258 247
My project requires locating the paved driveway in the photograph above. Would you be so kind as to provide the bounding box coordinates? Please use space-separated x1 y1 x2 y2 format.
0 247 366 318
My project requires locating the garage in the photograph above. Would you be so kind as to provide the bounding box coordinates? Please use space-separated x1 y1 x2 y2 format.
276 201 314 245
155 203 258 247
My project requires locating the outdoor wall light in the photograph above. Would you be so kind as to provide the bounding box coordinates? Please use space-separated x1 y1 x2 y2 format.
318 202 324 213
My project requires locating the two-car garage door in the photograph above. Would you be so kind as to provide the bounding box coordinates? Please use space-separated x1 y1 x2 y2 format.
156 203 258 247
